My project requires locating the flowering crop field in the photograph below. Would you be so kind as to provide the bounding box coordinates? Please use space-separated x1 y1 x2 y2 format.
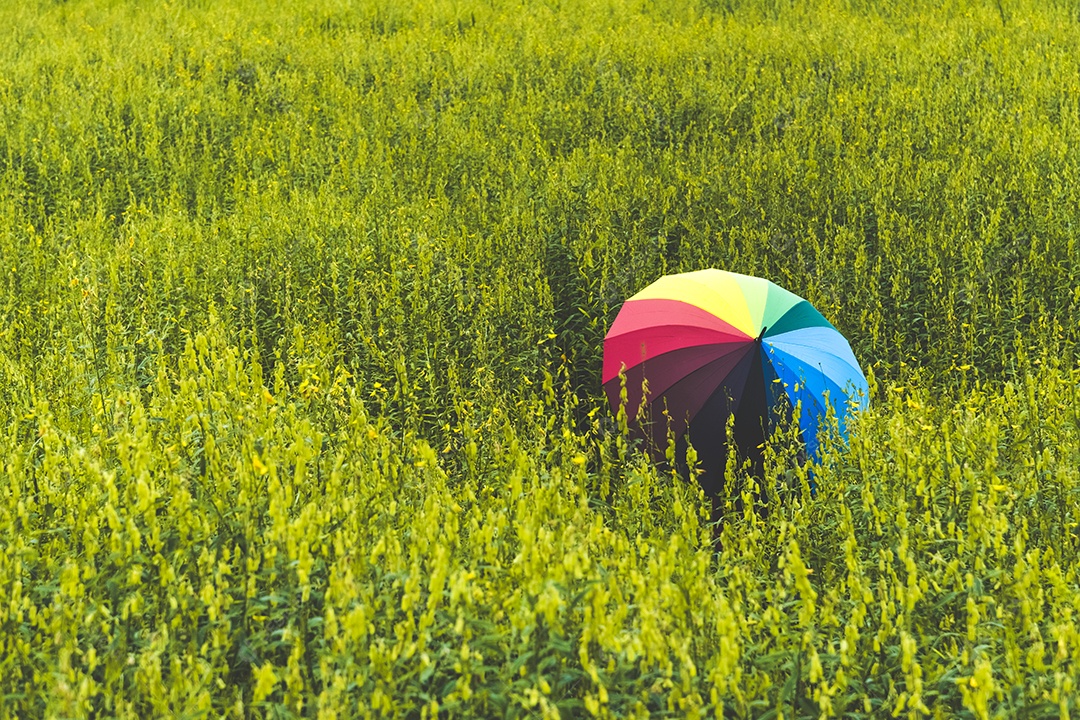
2 0 1080 717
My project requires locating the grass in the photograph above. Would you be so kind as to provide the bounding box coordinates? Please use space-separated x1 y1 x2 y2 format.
0 0 1078 717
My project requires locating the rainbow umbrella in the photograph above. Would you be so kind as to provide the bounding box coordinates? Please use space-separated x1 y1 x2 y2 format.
602 269 868 494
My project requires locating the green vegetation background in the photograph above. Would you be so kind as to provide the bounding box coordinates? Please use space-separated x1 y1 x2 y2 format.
1 0 1079 717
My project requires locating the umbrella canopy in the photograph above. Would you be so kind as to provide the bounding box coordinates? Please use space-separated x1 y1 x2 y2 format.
602 269 868 494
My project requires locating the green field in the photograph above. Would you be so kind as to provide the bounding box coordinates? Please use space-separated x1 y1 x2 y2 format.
2 0 1079 716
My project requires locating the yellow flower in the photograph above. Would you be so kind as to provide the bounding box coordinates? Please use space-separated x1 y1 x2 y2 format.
252 663 277 703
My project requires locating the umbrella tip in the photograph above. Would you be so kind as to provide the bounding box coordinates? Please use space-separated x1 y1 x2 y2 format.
756 325 768 342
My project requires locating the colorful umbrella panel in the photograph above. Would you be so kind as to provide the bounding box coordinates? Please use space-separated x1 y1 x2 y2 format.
602 269 868 493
